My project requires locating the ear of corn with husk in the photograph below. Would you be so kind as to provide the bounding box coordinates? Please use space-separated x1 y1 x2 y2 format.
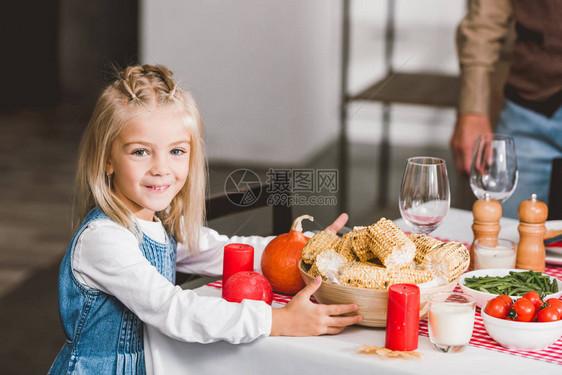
386 266 434 286
301 216 468 289
310 248 350 281
337 262 388 289
301 230 340 264
337 261 434 289
334 232 357 262
420 241 470 282
350 226 377 262
408 233 444 264
368 218 416 268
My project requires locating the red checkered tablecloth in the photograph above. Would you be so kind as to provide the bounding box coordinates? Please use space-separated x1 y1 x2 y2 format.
418 265 562 365
208 262 562 365
421 238 562 365
208 266 562 365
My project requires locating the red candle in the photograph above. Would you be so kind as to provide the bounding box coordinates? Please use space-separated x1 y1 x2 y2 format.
385 284 420 351
222 244 254 297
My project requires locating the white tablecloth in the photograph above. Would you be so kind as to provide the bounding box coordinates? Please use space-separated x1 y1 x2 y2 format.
145 208 560 375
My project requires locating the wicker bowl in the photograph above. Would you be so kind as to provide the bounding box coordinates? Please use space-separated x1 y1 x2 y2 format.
299 260 458 327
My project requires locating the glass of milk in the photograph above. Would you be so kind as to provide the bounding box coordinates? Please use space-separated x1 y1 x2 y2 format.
474 238 517 270
428 292 476 353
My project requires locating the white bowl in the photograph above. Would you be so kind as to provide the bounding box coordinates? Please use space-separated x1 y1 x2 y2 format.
459 269 562 309
481 309 562 351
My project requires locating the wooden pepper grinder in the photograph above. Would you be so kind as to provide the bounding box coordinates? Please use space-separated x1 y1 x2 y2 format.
470 194 502 270
516 193 548 272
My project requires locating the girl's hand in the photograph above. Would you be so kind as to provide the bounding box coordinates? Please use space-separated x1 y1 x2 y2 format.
324 213 349 234
270 276 362 336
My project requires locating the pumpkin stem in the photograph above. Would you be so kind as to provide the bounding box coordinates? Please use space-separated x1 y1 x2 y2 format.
290 215 314 232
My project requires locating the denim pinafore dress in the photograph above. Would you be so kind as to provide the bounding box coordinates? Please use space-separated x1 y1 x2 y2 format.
48 208 176 375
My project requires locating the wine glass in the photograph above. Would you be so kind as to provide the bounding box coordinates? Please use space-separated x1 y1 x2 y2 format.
469 134 518 202
399 157 450 234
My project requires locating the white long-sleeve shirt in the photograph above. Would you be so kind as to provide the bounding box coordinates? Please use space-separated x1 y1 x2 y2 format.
72 217 276 345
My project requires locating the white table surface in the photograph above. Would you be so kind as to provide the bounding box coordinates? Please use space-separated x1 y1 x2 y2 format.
145 208 561 375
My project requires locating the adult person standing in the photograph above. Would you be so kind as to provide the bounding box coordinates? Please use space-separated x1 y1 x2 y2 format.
450 0 562 219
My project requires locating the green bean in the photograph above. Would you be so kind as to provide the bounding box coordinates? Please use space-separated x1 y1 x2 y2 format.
540 276 548 291
551 278 559 293
463 271 557 296
530 270 539 283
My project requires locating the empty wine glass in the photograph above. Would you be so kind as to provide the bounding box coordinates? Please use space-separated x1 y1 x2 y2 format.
469 134 518 202
399 157 450 234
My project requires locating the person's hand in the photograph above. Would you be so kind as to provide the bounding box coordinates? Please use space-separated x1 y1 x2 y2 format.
325 213 348 234
450 114 492 176
270 276 362 336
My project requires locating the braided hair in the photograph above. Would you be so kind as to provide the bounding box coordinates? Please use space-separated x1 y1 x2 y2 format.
75 64 206 254
118 65 179 104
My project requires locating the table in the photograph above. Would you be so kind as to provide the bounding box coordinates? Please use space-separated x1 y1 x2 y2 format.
145 208 561 374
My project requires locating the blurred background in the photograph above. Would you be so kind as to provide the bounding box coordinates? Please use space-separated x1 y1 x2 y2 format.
0 0 476 373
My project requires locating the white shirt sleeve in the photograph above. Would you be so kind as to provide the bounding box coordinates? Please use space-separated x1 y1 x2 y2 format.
72 220 272 344
175 227 276 277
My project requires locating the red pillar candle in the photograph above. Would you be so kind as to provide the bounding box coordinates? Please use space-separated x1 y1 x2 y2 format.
222 244 254 297
385 284 420 351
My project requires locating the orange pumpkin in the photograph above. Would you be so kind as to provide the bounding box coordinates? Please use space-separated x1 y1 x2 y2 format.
260 215 313 295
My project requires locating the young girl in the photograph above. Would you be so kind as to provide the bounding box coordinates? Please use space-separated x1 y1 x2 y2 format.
49 64 361 375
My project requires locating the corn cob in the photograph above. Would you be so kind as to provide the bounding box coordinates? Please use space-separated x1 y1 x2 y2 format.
313 248 350 281
387 266 434 286
337 261 387 289
408 233 443 264
308 263 321 278
334 232 357 262
351 226 377 262
368 218 415 268
421 241 470 282
301 230 340 264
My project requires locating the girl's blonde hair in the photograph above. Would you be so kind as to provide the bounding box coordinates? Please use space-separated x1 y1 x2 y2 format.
75 64 205 254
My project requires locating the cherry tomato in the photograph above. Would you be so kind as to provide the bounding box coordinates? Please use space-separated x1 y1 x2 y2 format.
485 296 509 319
522 291 543 310
544 298 562 317
497 294 513 308
537 306 560 322
509 298 536 322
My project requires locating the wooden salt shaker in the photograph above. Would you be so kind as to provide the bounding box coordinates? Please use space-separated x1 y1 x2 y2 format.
516 193 548 272
470 194 502 270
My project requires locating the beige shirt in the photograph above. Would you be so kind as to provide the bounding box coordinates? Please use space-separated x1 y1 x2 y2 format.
458 0 562 117
456 0 513 116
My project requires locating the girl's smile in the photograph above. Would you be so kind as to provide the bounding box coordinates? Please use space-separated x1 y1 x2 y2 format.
145 185 170 192
106 109 191 221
